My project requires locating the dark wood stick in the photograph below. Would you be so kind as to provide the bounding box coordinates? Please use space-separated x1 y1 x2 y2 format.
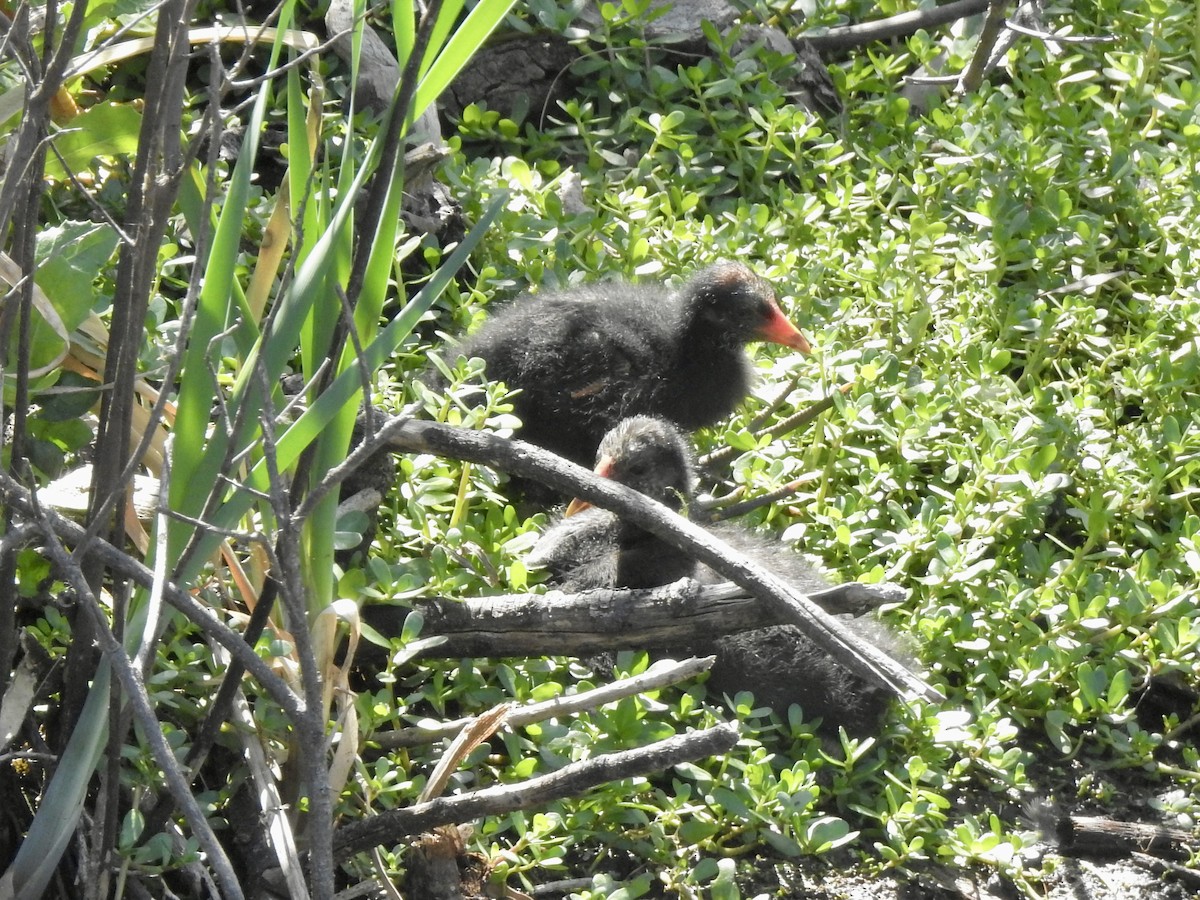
1129 852 1200 890
332 723 739 860
1058 815 1196 861
360 580 901 664
957 0 1012 93
802 0 991 53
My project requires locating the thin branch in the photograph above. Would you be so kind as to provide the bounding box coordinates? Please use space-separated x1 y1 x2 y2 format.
748 371 804 431
1003 19 1118 44
233 686 311 900
700 477 810 522
376 656 718 749
332 723 739 860
801 0 991 54
138 580 282 839
699 387 846 473
957 1 1012 94
257 369 335 900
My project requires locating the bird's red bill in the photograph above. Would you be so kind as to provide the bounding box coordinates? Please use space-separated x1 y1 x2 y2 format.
758 304 812 353
565 455 615 516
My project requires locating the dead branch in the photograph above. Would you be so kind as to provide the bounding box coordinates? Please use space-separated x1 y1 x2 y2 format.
957 1 1012 94
359 579 901 664
1129 852 1200 890
374 655 717 749
698 387 846 474
332 723 739 861
699 478 810 522
1058 815 1196 862
370 417 939 704
31 500 244 900
802 0 991 53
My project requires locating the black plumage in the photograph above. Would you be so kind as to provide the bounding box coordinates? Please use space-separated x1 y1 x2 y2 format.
528 416 696 590
455 262 811 469
529 416 911 736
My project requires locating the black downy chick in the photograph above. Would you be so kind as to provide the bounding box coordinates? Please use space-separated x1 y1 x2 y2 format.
454 262 812 470
529 416 910 736
527 416 697 590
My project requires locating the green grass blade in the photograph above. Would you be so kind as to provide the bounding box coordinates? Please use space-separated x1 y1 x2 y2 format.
419 0 466 79
193 193 506 555
167 80 273 566
392 0 415 74
412 0 518 118
1 665 111 898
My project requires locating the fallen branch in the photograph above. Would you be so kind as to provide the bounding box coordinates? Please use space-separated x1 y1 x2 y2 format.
332 722 739 860
360 579 901 664
957 0 1012 94
802 0 991 53
698 388 845 473
374 655 717 749
1129 852 1200 891
369 417 940 705
1058 815 1196 862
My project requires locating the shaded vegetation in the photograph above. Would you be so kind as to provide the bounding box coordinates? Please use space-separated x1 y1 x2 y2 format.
2 0 1200 897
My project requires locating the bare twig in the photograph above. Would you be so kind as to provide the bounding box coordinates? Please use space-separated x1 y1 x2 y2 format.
957 1 1012 94
802 0 991 53
257 371 335 900
1003 18 1117 44
332 723 740 860
376 656 718 749
748 371 804 431
31 499 245 899
700 477 811 522
138 579 285 841
698 387 846 473
233 686 310 900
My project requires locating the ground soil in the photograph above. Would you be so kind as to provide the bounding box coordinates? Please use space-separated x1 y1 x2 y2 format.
743 853 1196 900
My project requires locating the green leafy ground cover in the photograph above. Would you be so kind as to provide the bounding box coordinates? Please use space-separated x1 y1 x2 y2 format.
361 0 1200 895
5 0 1200 895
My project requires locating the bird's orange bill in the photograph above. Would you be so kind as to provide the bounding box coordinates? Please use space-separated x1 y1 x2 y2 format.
757 304 812 353
565 455 615 516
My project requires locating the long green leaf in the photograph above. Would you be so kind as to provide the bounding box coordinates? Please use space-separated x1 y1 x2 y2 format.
302 75 415 604
1 666 111 898
412 0 518 118
419 0 466 80
191 193 505 558
391 0 415 71
167 78 273 567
